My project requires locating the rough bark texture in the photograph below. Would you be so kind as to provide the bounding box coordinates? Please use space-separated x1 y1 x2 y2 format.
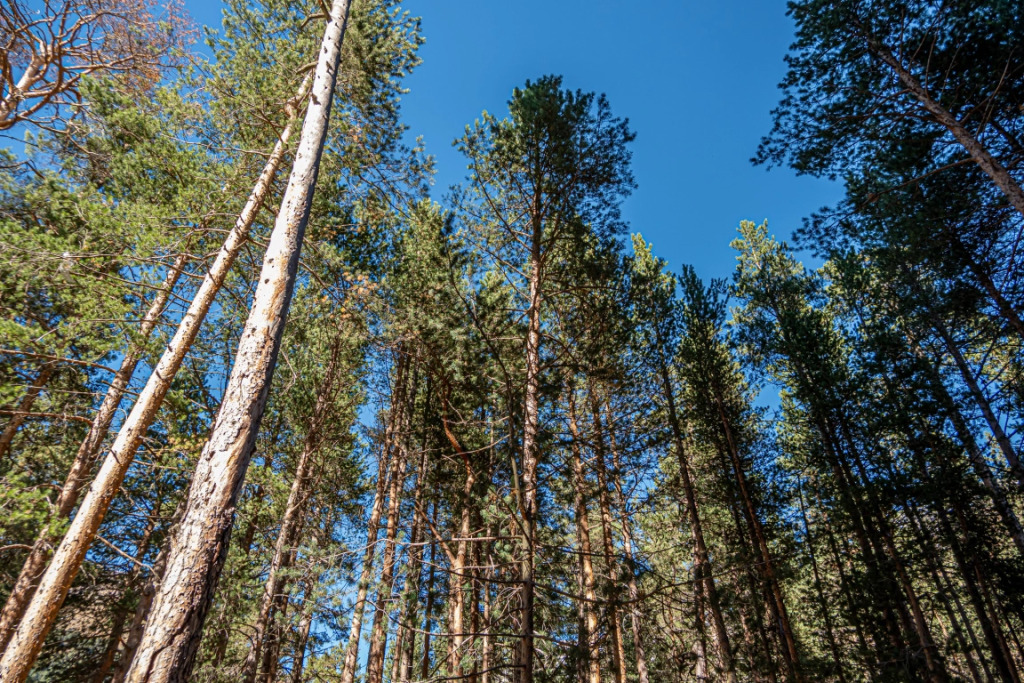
121 4 349 679
0 69 311 682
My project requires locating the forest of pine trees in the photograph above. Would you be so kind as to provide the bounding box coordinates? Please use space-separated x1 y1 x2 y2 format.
0 0 1022 681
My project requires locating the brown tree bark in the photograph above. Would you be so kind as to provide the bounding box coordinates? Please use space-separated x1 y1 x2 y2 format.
656 358 737 683
601 401 650 683
708 383 802 682
339 423 392 683
120 3 350 678
515 218 543 683
587 390 626 683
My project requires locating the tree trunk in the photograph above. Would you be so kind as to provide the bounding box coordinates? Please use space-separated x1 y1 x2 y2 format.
657 359 736 683
796 484 848 683
867 39 1024 218
516 219 543 683
120 4 349 679
0 64 315 680
365 355 414 683
587 390 626 683
0 250 188 653
931 317 1022 484
601 401 650 683
567 382 601 683
708 385 802 682
339 427 392 683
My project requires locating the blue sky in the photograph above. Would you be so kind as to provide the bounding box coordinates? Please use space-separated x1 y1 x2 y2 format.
186 0 841 282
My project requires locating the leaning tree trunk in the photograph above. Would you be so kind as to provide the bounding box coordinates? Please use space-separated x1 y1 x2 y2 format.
121 4 350 680
867 39 1024 219
657 359 737 683
0 71 314 683
0 249 189 653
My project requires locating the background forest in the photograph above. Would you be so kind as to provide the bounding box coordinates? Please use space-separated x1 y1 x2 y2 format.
0 0 1022 682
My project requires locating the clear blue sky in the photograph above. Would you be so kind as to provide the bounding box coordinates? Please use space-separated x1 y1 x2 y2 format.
185 0 841 282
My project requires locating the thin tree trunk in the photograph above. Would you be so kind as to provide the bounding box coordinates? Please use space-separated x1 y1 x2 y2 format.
567 382 601 683
0 363 55 461
339 430 392 683
366 355 414 683
393 443 428 683
0 250 189 653
422 505 438 681
119 5 349 679
931 318 1022 484
240 320 351 683
0 70 314 680
908 332 1024 556
657 360 737 683
587 390 626 683
516 221 543 683
796 484 848 683
289 591 314 683
710 386 802 682
601 401 650 683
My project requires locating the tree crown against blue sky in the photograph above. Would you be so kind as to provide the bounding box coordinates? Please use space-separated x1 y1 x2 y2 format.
185 0 841 282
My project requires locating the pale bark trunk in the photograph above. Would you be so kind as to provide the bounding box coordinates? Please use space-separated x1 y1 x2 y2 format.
0 363 55 461
119 5 349 679
0 75 311 679
567 383 601 683
0 250 188 653
868 40 1024 218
